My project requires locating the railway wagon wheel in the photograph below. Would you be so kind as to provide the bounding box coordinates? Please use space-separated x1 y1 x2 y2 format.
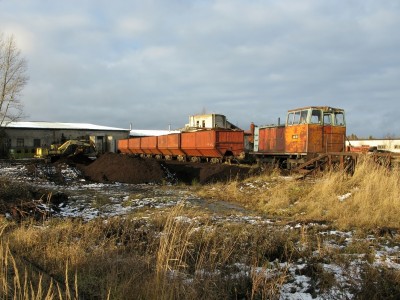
177 155 186 162
190 156 201 163
210 157 222 164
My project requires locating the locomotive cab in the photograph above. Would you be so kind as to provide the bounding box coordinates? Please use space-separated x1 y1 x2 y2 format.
253 106 346 169
285 106 346 154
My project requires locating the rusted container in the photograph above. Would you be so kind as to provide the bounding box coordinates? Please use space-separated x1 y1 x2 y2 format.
157 133 185 157
157 135 172 156
167 133 186 157
257 125 285 153
181 130 244 158
216 130 245 156
118 139 130 154
181 132 202 157
139 136 161 155
127 138 142 155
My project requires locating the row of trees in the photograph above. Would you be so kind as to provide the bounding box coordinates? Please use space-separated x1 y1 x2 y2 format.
0 33 28 128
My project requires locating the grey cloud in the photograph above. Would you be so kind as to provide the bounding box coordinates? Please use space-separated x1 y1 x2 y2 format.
1 0 399 137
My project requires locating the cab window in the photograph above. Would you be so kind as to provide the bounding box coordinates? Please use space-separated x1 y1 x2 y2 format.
300 110 308 124
287 112 296 125
293 111 301 124
310 110 322 124
323 113 332 125
334 112 345 126
286 113 293 125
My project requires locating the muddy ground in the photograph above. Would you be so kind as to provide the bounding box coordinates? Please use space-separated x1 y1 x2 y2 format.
0 153 258 218
70 152 257 185
0 153 259 222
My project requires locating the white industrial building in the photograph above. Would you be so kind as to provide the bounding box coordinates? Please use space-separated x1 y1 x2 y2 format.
346 139 400 153
0 121 130 158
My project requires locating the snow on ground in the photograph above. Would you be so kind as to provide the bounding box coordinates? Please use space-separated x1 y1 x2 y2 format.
1 160 399 299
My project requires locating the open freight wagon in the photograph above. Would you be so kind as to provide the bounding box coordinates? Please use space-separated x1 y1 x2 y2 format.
118 129 245 163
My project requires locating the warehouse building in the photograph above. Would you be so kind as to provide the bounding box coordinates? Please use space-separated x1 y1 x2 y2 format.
0 121 130 158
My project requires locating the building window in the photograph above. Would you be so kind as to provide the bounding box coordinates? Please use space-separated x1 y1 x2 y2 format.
202 120 206 127
394 145 400 149
196 121 200 127
16 138 24 147
378 145 386 150
33 139 41 147
4 139 11 148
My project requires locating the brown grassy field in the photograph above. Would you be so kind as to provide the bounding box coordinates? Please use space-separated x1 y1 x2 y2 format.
0 156 400 299
198 156 400 230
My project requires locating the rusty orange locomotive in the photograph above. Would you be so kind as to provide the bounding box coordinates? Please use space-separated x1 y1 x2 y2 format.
118 106 347 169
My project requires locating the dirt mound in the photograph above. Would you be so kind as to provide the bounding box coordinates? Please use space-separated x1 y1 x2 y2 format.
57 153 95 165
162 161 254 184
80 153 164 184
78 153 256 185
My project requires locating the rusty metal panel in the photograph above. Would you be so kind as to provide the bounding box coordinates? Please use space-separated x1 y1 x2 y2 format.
196 130 220 157
285 124 308 153
307 125 323 153
181 130 244 158
324 126 346 152
127 138 142 154
181 132 203 156
257 126 285 153
307 125 346 153
215 130 245 156
285 124 346 154
118 139 130 154
157 135 172 156
140 136 161 155
166 133 185 156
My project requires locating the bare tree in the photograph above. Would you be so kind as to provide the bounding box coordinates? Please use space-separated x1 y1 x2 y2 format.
0 33 29 127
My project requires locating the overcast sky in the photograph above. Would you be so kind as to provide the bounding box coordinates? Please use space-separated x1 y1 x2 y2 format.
1 0 399 137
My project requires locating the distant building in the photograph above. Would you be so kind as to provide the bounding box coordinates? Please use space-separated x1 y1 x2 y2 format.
346 139 400 153
185 113 240 131
0 121 130 158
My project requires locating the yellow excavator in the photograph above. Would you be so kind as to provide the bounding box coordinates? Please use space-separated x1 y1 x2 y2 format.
35 139 97 161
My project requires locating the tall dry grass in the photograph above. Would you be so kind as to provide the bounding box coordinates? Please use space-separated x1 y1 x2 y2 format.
197 157 400 230
2 198 400 299
4 204 295 300
145 203 293 299
7 217 156 299
0 221 79 300
296 156 400 229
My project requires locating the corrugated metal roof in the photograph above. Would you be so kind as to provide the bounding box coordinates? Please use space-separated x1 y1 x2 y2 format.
130 129 180 137
4 121 129 131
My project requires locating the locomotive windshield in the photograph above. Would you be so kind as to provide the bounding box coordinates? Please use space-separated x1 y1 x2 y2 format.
287 107 345 126
334 112 345 126
310 110 322 124
287 109 309 125
324 113 332 125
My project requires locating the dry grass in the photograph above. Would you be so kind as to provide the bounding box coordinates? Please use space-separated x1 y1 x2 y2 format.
197 157 400 230
0 221 79 300
296 156 400 229
1 205 399 299
1 156 400 298
1 204 297 299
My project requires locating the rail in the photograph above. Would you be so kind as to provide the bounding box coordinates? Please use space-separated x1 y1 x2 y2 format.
292 151 400 179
